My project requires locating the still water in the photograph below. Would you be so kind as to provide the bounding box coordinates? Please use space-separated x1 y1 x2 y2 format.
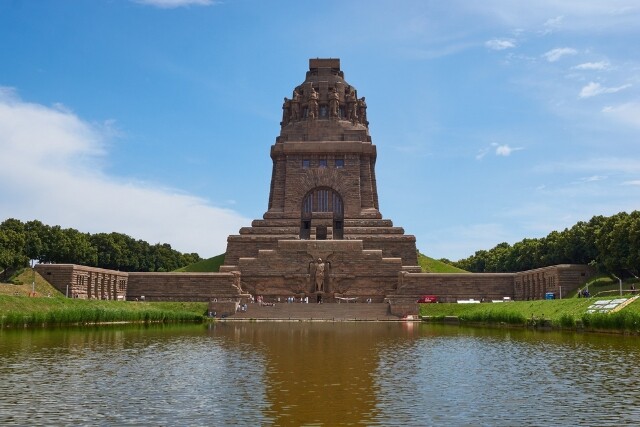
1 322 639 426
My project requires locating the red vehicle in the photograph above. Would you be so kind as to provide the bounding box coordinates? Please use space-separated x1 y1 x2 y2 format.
417 295 438 303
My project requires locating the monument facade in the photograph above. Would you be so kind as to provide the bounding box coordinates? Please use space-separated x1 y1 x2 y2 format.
221 58 421 302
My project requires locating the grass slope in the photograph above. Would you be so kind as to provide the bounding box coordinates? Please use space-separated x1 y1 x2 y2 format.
175 253 226 272
418 253 468 273
419 294 640 332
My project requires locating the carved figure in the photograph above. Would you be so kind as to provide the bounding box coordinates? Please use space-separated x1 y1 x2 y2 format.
290 90 301 121
307 87 318 120
281 97 290 126
329 87 340 118
357 97 368 125
346 88 358 123
314 258 325 292
231 271 243 294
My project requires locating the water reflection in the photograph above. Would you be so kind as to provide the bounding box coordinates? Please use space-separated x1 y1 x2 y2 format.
1 323 640 426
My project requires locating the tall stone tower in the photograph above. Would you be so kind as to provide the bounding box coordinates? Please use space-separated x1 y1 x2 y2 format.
221 59 420 301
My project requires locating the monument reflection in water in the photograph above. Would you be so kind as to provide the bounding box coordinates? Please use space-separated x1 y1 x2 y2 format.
1 323 640 426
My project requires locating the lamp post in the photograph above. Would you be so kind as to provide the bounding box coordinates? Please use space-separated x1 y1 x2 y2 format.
612 274 622 296
31 259 35 296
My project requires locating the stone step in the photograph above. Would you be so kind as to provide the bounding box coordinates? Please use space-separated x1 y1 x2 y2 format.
227 302 399 320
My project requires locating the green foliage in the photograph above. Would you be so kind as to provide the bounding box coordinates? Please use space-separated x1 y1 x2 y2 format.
0 218 201 273
417 253 468 273
175 254 226 272
453 211 640 275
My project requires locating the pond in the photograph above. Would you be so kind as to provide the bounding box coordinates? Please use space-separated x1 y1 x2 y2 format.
1 322 639 426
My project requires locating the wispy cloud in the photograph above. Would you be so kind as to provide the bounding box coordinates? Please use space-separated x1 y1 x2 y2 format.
543 47 577 62
602 103 640 128
0 87 247 257
476 143 524 159
573 61 611 71
540 15 564 35
485 38 516 50
134 0 217 8
622 180 640 186
579 81 631 98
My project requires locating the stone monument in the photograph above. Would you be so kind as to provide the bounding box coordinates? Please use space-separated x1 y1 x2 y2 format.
221 58 421 302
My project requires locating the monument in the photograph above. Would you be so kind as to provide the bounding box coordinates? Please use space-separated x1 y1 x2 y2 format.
35 58 595 310
220 58 421 302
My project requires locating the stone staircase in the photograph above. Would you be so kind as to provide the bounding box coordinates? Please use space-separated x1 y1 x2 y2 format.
226 302 400 321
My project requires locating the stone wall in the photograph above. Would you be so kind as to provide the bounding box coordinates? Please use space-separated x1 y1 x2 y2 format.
127 272 240 302
35 264 128 300
394 272 516 303
236 239 403 301
514 264 595 300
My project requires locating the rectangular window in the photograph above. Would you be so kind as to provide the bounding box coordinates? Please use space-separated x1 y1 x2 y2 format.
319 159 327 168
335 159 344 168
302 159 310 168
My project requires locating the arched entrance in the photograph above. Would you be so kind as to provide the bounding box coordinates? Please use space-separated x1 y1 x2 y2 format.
300 187 344 240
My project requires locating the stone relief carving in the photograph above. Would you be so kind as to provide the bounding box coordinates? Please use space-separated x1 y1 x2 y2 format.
290 89 301 121
346 88 358 123
281 97 290 126
329 87 340 118
231 271 243 294
280 83 368 128
357 96 368 125
315 257 325 291
307 87 319 121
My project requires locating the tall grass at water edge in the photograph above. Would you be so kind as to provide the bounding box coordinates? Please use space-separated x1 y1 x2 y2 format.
420 296 640 332
0 296 207 328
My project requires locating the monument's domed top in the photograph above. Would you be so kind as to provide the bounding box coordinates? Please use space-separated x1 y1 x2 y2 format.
278 58 370 143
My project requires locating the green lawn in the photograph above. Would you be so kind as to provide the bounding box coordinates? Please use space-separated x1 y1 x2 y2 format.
175 253 226 272
417 253 468 273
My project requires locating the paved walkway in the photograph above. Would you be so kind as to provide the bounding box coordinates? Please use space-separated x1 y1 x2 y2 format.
226 302 401 321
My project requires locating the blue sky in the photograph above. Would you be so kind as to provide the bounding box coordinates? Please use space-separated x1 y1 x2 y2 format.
1 0 639 260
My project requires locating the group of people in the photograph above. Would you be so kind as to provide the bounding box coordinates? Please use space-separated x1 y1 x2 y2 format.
577 288 591 298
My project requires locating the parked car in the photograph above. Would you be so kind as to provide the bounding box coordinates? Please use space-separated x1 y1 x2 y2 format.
417 295 438 303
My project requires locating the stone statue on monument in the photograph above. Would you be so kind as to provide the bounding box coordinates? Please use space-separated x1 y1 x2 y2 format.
314 258 325 292
307 87 319 121
290 89 301 121
357 96 368 125
329 87 340 118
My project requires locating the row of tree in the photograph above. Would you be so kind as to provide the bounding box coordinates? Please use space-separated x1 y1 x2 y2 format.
0 218 201 275
451 211 640 276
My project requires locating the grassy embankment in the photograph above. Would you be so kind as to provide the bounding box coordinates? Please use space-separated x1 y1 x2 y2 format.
420 275 640 333
174 253 225 272
417 253 467 273
0 269 208 328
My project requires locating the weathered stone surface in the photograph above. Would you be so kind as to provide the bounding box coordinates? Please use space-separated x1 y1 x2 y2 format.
223 58 420 299
35 264 128 300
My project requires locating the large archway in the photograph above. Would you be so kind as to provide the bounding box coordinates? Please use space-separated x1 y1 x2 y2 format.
300 187 344 240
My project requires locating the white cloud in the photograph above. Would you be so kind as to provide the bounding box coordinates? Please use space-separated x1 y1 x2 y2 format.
573 61 611 70
540 15 564 35
622 180 640 186
135 0 217 8
0 87 248 258
580 175 607 183
476 143 523 159
543 47 577 62
602 102 640 128
580 81 631 98
485 39 516 50
493 143 523 156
